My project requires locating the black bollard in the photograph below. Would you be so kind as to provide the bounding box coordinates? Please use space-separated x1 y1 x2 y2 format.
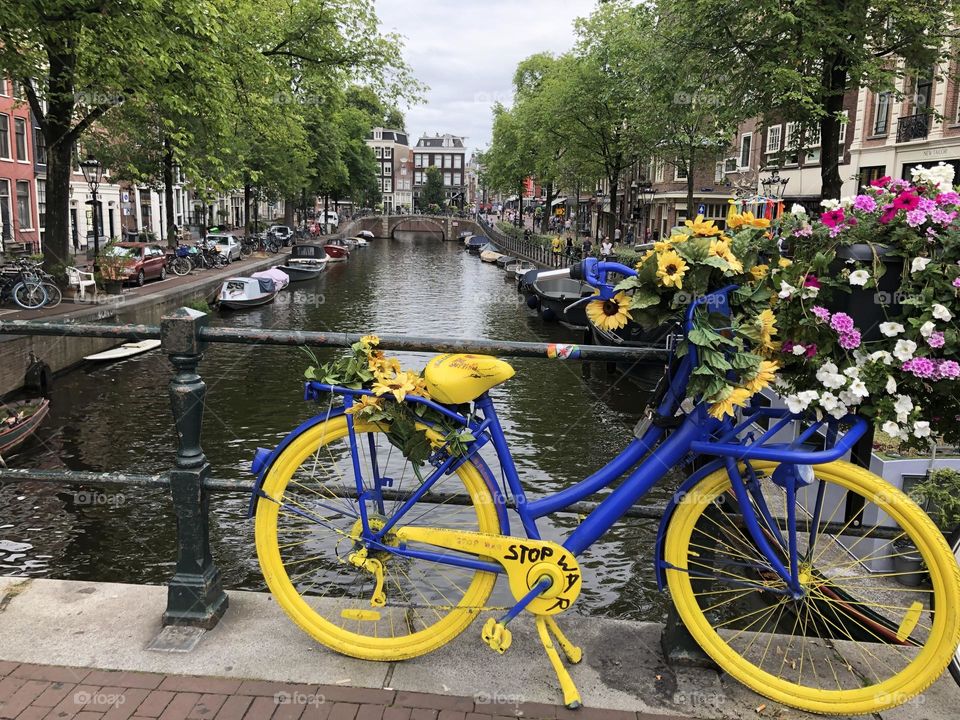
161 307 229 628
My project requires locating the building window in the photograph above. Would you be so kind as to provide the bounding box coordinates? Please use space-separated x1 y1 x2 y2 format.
0 180 10 242
444 172 452 186
373 129 382 140
11 81 23 100
739 133 752 169
14 117 27 161
414 171 422 185
874 92 891 135
0 113 9 158
384 178 392 193
33 126 46 165
723 157 738 173
374 147 382 158
37 178 45 229
765 125 781 167
858 165 886 192
415 154 423 168
139 188 152 230
16 180 32 229
714 161 724 183
782 123 799 165
0 79 6 96
674 162 688 181
806 125 821 164
383 162 392 177
453 155 462 169
384 147 393 159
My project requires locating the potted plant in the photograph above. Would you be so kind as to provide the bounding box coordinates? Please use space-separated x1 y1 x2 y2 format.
909 468 960 531
96 244 130 294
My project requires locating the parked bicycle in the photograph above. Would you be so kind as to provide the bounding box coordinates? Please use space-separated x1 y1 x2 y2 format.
248 257 960 715
167 246 194 277
951 524 960 686
240 234 279 256
0 260 48 309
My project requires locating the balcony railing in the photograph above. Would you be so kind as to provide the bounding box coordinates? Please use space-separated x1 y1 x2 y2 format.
896 112 930 143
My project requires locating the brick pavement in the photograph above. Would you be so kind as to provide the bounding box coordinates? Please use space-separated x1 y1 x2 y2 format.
0 661 678 720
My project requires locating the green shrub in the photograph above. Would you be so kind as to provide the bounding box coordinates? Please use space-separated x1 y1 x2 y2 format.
909 468 960 530
184 298 211 314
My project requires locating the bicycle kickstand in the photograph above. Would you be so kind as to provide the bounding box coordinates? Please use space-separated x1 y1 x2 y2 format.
536 616 582 709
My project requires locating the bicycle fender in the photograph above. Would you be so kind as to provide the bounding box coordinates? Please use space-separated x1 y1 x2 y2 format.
653 457 726 590
246 406 510 533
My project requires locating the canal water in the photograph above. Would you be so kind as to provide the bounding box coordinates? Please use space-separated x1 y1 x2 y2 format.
1 233 677 621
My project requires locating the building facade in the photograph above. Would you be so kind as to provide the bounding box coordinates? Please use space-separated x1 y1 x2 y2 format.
413 133 467 209
366 127 411 214
0 78 40 254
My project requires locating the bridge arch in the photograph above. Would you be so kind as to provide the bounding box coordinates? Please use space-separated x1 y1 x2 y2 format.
390 216 447 240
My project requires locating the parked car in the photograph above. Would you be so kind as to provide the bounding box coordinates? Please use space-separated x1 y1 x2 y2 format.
103 242 168 286
207 234 241 262
268 225 293 245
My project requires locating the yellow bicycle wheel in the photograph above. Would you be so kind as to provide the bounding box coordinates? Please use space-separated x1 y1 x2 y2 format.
255 416 502 660
664 460 960 715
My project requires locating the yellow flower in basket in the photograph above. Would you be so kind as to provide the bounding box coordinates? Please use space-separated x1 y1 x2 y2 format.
728 211 770 230
684 214 722 237
346 394 384 416
708 237 744 273
744 360 779 394
586 291 632 331
757 309 778 350
656 249 688 289
750 264 769 282
708 386 753 419
372 370 420 402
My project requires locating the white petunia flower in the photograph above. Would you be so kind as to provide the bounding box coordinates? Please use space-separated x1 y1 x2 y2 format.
882 421 904 439
785 390 819 414
790 204 807 216
932 303 952 321
778 280 797 299
870 350 893 365
792 344 807 356
911 257 931 273
893 339 917 362
820 199 841 211
819 392 840 412
886 375 897 394
913 421 931 438
879 322 904 337
828 404 849 419
894 395 914 415
839 390 861 406
848 270 870 286
848 378 869 398
843 366 861 378
920 321 936 338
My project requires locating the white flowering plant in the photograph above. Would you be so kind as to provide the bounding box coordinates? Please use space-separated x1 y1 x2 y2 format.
773 164 960 449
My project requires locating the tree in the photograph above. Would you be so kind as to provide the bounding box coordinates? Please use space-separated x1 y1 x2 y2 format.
672 0 960 199
420 167 446 210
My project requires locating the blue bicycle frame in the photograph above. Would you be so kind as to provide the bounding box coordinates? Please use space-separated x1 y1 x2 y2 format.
267 258 869 600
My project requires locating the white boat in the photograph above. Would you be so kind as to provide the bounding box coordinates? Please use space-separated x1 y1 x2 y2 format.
356 230 374 239
278 244 329 280
84 339 162 362
219 269 290 310
509 260 535 279
480 249 504 263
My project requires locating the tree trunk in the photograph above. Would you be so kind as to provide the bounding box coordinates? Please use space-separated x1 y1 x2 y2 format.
544 181 554 232
607 176 618 240
163 137 176 248
284 198 295 226
243 181 251 234
820 53 848 201
518 182 524 226
686 150 696 218
44 139 74 270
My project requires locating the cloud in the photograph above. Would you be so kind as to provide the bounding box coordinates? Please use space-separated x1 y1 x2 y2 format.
375 0 596 154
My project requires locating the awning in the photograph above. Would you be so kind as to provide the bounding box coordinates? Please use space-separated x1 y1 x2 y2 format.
551 197 567 207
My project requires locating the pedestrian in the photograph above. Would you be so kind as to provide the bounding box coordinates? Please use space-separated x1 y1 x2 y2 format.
600 236 613 260
565 235 575 263
613 227 621 245
625 227 634 247
564 218 571 235
551 234 563 267
581 234 593 258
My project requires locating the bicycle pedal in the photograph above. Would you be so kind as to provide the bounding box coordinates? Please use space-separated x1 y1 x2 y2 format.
481 617 512 654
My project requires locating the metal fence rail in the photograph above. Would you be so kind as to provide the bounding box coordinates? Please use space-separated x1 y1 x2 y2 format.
0 308 669 629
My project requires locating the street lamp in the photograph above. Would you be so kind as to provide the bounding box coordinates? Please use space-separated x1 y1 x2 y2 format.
761 169 790 200
79 155 104 272
635 180 656 242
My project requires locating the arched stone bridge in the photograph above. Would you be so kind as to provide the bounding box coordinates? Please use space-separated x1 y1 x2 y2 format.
348 215 484 241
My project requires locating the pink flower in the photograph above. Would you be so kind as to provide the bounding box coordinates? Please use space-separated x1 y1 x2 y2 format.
890 179 911 191
903 357 937 378
804 343 818 358
830 312 855 333
928 332 946 348
953 276 960 288
821 209 846 228
853 194 877 213
918 197 937 213
937 191 960 206
803 274 821 288
838 331 861 350
931 209 954 225
893 192 921 211
937 360 960 379
870 176 892 188
879 205 897 224
793 225 812 237
906 209 927 227
811 306 831 322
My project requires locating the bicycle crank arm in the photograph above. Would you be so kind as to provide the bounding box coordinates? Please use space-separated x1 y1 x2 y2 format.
395 527 582 615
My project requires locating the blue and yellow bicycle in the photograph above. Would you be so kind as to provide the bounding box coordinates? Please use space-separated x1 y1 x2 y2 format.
251 258 960 715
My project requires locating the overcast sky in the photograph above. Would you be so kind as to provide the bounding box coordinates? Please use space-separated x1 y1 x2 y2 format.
375 0 597 155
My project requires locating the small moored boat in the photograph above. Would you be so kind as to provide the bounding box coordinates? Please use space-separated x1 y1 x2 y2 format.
496 255 516 269
480 244 504 263
219 269 290 310
465 236 486 254
324 239 351 262
509 260 535 280
278 244 329 281
1 398 50 456
356 230 374 239
84 339 162 362
532 272 594 328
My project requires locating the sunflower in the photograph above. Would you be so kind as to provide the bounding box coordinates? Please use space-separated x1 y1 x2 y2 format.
361 334 380 347
708 386 753 420
727 211 770 230
749 264 769 282
684 214 722 237
778 257 793 268
708 238 744 273
744 360 779 394
369 352 402 377
372 370 419 402
586 291 631 331
346 394 384 416
757 309 778 349
656 250 688 289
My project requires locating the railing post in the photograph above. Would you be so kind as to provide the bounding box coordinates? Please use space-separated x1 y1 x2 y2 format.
160 307 229 629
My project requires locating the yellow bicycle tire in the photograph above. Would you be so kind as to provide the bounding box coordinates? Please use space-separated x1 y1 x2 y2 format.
664 460 960 715
255 416 501 660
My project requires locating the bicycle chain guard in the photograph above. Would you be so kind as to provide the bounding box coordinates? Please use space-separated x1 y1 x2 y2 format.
395 527 582 615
